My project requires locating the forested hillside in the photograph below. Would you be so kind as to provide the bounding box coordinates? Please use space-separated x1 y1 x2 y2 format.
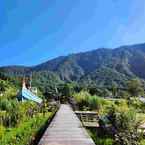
1 43 145 88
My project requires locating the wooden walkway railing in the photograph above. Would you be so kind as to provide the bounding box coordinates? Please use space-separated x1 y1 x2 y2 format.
38 104 96 145
75 111 99 127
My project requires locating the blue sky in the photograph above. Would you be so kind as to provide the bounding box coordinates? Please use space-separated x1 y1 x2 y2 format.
0 0 145 66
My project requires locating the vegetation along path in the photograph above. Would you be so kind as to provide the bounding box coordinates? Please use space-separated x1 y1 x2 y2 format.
38 104 96 145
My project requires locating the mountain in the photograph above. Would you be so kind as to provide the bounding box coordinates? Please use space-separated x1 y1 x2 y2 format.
1 43 145 87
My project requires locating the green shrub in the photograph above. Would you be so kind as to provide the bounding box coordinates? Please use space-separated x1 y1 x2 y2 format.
73 91 90 110
107 105 142 145
129 98 143 112
74 91 90 103
0 98 12 111
0 125 5 140
140 139 145 145
95 137 113 145
88 129 113 145
73 91 114 112
88 95 102 110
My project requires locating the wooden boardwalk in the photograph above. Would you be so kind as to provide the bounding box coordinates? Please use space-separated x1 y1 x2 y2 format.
38 104 96 145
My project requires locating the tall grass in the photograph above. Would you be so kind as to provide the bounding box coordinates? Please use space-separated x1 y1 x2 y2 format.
73 91 109 111
0 112 53 145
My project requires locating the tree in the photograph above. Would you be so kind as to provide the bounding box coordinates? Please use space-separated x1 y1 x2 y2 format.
0 80 8 92
111 83 118 97
118 90 130 99
102 89 111 98
127 79 144 97
73 91 90 110
89 87 102 96
61 83 75 97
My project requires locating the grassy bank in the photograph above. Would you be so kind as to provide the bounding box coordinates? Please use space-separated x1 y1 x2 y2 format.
0 112 55 145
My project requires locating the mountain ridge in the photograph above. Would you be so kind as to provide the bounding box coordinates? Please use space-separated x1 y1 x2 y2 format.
1 43 145 87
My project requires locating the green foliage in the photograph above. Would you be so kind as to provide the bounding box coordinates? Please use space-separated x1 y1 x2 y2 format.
101 89 111 98
88 95 101 110
88 96 111 112
0 78 59 145
0 98 12 111
127 79 144 97
0 79 17 99
84 98 145 145
111 83 118 97
114 99 128 108
31 71 63 98
128 98 143 112
140 139 145 145
73 91 113 112
0 113 53 145
61 83 75 97
88 129 113 145
118 90 130 99
0 99 57 144
0 80 8 92
94 137 113 145
74 91 90 104
0 83 23 127
0 125 5 140
80 67 129 89
0 99 39 127
107 105 142 145
88 87 112 97
73 91 90 110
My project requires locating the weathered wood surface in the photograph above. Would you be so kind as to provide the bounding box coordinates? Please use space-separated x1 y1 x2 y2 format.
38 104 96 145
82 122 99 127
75 111 98 114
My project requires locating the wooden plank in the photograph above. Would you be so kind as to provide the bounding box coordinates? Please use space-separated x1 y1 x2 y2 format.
83 122 99 127
38 104 96 145
75 111 98 114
